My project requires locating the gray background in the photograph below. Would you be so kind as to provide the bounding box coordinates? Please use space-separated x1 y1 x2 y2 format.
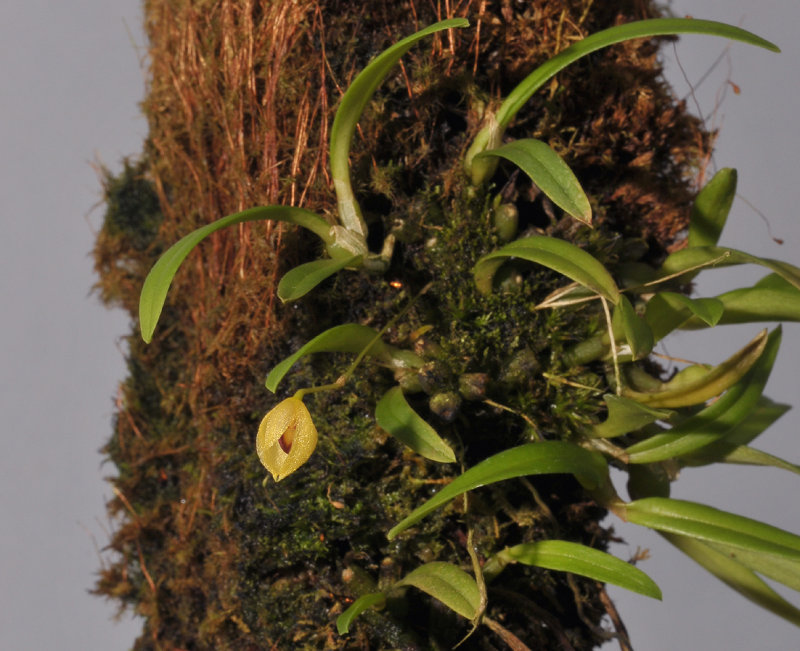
0 1 796 649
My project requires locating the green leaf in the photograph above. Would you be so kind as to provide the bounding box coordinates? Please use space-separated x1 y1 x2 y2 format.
375 387 456 463
621 328 769 408
688 168 737 250
495 19 777 131
627 328 780 462
395 562 481 620
624 497 800 562
277 255 360 303
475 139 591 224
139 206 333 343
473 235 620 303
330 18 468 236
682 397 790 467
587 395 672 439
659 246 800 291
336 592 386 635
492 541 661 599
644 292 724 341
265 324 391 392
682 273 800 327
466 20 777 182
709 445 800 477
388 442 608 539
683 285 800 328
705 541 800 593
615 295 654 360
663 533 800 628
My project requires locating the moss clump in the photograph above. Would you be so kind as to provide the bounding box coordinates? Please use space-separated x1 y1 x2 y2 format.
94 0 711 648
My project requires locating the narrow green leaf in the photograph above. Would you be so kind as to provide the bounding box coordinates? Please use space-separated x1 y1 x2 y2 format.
376 387 456 463
395 562 481 620
388 442 608 539
588 395 672 439
616 295 654 359
682 397 790 467
621 328 768 408
755 273 799 291
467 20 777 184
336 592 386 635
495 541 661 599
705 541 800 593
688 168 737 249
659 246 800 291
494 20 777 131
330 18 468 236
663 533 800 628
625 498 800 561
265 324 391 393
683 286 800 328
627 328 780 462
475 139 591 224
139 206 333 343
711 446 800 477
473 235 620 303
644 292 724 341
277 255 360 303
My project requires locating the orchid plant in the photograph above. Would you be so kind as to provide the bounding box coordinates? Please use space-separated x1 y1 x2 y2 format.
138 15 800 643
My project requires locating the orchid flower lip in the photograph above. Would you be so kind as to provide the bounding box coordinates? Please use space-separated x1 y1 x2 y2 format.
256 396 318 481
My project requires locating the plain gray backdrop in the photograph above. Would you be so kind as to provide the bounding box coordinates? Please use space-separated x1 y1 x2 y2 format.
0 1 797 649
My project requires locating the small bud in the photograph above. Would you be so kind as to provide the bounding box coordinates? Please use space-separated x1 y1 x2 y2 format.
417 360 450 394
256 397 318 481
429 392 462 422
458 373 489 401
493 203 519 242
500 349 540 386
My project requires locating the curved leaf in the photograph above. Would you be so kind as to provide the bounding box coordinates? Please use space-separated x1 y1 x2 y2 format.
277 255 360 303
265 324 391 393
466 20 777 182
388 442 608 539
494 19 777 131
659 246 800 291
330 18 469 236
475 139 591 224
493 541 661 599
336 592 386 635
395 562 480 620
682 285 800 328
627 328 780 462
644 292 724 341
664 532 800 628
473 235 620 303
624 498 800 562
621 328 768 408
375 387 456 463
688 168 737 250
139 206 333 343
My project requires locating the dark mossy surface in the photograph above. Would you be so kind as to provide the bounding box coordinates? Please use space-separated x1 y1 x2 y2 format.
94 1 710 648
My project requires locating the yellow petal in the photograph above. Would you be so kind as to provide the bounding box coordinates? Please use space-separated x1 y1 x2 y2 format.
256 397 318 481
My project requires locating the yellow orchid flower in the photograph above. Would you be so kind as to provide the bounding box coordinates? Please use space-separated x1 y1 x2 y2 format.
256 396 318 481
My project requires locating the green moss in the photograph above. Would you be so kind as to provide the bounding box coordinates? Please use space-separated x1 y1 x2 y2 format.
102 159 162 251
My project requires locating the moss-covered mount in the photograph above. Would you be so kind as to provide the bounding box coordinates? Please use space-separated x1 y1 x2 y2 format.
94 1 711 648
